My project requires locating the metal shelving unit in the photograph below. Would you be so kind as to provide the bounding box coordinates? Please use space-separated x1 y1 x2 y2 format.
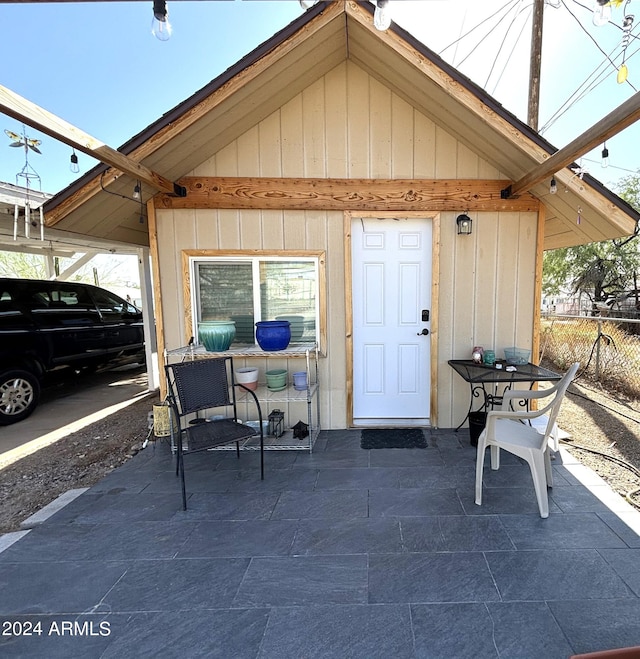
165 343 320 452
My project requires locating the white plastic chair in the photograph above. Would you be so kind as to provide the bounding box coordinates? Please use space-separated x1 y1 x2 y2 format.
474 362 579 518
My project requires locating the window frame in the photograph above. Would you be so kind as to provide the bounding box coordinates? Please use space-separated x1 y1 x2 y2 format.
182 250 326 353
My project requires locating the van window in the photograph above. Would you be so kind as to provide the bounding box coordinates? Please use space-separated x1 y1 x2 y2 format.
27 284 94 312
91 289 138 319
0 289 21 319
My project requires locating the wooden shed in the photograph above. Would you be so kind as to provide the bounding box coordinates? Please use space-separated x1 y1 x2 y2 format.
42 1 640 430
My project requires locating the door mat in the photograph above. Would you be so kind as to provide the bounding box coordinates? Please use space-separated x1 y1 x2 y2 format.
360 428 427 449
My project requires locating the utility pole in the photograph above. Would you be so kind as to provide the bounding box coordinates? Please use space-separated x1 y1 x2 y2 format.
528 0 545 130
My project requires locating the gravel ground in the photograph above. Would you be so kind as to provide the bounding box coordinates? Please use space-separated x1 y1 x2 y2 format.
0 369 639 535
555 373 640 507
0 393 159 534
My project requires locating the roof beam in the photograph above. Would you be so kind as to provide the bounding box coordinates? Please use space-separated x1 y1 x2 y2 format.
502 90 640 198
0 84 186 197
156 177 540 212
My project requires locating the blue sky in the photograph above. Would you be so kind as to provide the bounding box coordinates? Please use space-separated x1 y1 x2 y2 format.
1 0 639 197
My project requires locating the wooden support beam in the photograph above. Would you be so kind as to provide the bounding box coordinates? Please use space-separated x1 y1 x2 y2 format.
0 84 186 197
503 90 640 198
156 177 539 212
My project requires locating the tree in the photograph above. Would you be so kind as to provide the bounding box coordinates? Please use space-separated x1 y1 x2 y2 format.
543 173 640 313
0 252 48 279
0 250 139 296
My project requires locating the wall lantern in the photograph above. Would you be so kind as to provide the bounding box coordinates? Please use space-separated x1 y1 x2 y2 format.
456 213 472 235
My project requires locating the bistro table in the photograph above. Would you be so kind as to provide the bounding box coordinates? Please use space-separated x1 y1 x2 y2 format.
448 359 562 432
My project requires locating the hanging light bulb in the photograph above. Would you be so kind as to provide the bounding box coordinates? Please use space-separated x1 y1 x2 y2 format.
133 182 141 200
299 0 318 8
550 177 558 194
69 149 80 174
374 0 391 31
592 0 611 26
601 144 609 168
152 0 172 41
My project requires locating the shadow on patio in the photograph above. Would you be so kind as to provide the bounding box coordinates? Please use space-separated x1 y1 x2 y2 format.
1 428 640 658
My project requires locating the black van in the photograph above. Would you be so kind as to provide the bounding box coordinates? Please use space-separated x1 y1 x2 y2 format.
0 278 145 425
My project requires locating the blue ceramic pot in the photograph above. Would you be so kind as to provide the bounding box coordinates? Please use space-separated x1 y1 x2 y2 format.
198 321 236 351
255 320 291 351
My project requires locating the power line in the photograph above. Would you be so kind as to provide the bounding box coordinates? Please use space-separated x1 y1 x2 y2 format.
539 45 620 133
489 6 534 94
456 1 528 69
561 0 638 87
438 0 521 60
540 37 640 132
580 156 640 174
538 0 639 133
434 0 639 167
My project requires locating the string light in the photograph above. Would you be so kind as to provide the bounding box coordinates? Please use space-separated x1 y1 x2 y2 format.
601 143 609 168
69 149 80 174
592 0 611 26
550 177 558 194
152 0 172 41
374 0 391 31
133 182 141 200
300 1 393 32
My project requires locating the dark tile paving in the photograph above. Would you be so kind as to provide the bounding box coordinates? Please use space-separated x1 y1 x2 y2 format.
2 428 640 658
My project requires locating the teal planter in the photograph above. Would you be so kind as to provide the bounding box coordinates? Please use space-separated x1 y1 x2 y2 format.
198 321 236 351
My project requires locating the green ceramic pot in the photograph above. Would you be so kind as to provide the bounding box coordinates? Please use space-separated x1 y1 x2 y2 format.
265 368 287 391
197 321 236 351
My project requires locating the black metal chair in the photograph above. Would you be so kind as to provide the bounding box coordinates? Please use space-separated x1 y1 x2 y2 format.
164 357 264 510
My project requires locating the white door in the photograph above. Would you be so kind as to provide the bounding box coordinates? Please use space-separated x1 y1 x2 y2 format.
352 217 432 426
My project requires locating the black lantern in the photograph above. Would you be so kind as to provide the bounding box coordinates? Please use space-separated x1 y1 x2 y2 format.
268 409 285 438
456 213 472 235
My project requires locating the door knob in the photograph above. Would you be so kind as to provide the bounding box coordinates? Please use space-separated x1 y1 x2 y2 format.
417 328 429 336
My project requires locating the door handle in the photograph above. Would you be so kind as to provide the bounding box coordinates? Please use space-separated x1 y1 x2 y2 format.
416 328 429 336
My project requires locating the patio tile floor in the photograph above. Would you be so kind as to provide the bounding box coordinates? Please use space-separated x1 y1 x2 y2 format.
2 428 640 658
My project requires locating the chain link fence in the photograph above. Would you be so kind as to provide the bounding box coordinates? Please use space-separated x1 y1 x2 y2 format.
540 314 640 399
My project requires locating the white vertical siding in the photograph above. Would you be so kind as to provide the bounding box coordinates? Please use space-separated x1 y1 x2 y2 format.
156 61 537 429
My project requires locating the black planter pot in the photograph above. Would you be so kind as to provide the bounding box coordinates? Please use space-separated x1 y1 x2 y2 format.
468 411 487 447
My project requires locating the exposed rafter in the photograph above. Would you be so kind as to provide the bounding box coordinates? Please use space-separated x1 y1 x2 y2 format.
0 84 186 198
502 90 640 199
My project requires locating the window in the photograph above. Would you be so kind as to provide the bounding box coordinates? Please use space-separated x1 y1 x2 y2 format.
29 283 94 312
90 288 138 319
189 253 324 348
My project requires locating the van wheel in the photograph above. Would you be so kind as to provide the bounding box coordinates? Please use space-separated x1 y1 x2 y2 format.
0 369 41 425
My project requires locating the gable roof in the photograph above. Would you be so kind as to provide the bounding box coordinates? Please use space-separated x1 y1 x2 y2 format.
44 0 639 250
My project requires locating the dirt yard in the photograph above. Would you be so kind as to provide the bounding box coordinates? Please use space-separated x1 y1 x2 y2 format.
556 375 640 506
0 393 159 534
